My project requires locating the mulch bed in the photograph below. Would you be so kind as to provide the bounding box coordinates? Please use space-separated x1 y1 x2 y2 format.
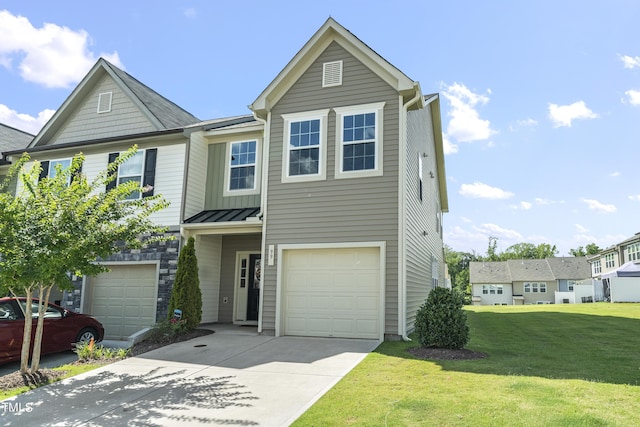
0 328 214 392
408 346 487 360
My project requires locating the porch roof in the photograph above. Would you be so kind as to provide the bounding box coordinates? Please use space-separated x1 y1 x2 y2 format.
184 207 261 224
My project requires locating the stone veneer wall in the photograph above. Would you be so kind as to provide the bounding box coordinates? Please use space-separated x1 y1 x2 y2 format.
61 231 181 321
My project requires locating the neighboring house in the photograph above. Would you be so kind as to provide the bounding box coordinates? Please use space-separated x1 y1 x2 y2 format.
181 17 448 341
0 123 34 189
588 232 640 302
1 58 200 339
470 257 591 305
1 18 448 341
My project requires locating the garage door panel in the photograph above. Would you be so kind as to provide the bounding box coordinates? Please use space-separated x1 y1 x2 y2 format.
89 264 157 340
283 247 381 339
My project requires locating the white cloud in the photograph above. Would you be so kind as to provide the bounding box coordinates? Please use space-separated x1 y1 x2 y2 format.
477 223 523 241
575 224 589 233
510 201 532 210
459 182 514 200
441 82 495 142
0 103 54 135
582 198 617 213
442 135 458 155
548 101 598 127
629 195 640 201
184 8 197 18
623 89 640 105
620 55 640 69
0 10 122 88
610 171 621 177
516 118 538 128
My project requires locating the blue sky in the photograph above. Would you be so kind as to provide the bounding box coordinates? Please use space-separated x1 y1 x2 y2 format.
1 1 639 256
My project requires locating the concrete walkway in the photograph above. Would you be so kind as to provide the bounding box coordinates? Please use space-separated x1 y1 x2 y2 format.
1 326 379 426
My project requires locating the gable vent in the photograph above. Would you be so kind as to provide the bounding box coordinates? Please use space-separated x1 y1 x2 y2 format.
97 92 113 113
322 60 343 87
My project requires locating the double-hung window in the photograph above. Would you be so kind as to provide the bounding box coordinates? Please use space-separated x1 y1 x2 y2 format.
605 253 615 269
107 149 157 200
281 109 328 183
627 243 640 262
224 140 260 196
38 158 74 185
334 102 384 179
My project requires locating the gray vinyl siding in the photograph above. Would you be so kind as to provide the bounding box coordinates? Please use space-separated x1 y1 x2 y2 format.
405 105 445 332
262 41 400 335
204 143 261 210
50 74 156 145
218 234 262 323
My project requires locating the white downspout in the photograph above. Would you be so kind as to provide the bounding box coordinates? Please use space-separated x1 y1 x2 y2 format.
399 84 423 341
253 111 270 334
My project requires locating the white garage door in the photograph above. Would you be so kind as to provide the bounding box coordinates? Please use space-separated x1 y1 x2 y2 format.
282 247 381 339
88 264 157 340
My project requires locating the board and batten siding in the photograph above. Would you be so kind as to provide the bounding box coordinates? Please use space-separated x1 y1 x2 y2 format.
261 41 400 335
183 131 208 219
218 234 262 323
404 106 445 332
204 143 261 210
50 74 157 146
196 235 222 323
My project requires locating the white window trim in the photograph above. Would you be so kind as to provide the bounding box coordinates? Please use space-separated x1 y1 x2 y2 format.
48 158 72 181
223 139 262 197
118 149 145 200
334 102 385 179
281 109 329 183
322 60 343 87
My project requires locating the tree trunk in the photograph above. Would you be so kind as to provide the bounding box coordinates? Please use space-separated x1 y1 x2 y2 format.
30 284 52 373
16 287 33 374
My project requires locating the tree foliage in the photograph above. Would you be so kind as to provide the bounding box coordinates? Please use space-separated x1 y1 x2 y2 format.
167 236 202 330
0 146 170 373
415 287 469 349
569 243 601 257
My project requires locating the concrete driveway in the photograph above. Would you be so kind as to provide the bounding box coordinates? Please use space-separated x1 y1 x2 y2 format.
0 327 379 426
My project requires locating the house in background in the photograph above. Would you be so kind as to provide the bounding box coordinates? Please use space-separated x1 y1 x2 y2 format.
0 123 33 189
1 58 200 340
470 257 592 305
0 18 448 341
588 232 640 302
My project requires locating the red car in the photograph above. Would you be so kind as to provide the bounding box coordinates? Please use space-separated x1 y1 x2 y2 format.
0 297 104 364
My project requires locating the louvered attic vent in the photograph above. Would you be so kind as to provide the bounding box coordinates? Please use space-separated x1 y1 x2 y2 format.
97 92 113 113
322 60 343 87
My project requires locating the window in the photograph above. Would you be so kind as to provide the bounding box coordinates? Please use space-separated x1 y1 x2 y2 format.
334 102 385 179
281 110 328 183
482 285 503 295
106 149 157 199
224 140 260 195
418 153 423 202
592 260 601 275
432 256 439 288
605 253 615 269
568 280 578 291
38 158 73 184
524 282 546 293
627 243 640 262
97 92 112 113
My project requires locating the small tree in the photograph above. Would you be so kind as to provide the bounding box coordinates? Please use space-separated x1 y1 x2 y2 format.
167 236 202 330
414 287 469 349
0 146 169 373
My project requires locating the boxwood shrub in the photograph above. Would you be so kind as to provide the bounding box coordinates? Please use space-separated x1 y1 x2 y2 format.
415 286 469 349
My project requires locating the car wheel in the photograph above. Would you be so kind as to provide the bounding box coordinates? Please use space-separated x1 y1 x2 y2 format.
76 328 97 344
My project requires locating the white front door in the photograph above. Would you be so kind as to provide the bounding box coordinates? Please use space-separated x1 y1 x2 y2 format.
233 252 261 324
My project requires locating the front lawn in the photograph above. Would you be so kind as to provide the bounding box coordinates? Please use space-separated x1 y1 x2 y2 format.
293 303 640 426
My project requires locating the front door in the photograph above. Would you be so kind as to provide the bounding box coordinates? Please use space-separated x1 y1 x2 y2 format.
234 252 261 324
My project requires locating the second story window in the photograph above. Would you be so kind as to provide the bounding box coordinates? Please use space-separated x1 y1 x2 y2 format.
592 260 601 275
229 141 257 191
107 149 157 199
627 243 640 262
281 109 328 183
334 102 385 179
605 253 615 269
38 158 76 186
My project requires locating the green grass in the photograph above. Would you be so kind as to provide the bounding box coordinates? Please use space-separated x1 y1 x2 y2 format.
0 362 103 400
293 303 640 426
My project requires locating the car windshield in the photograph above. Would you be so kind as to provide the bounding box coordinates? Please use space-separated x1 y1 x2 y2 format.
18 300 63 319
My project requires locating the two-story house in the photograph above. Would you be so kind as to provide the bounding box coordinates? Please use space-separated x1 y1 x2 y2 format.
588 232 640 302
1 18 448 341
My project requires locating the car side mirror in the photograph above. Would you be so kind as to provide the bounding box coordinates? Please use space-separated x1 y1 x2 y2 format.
63 309 69 318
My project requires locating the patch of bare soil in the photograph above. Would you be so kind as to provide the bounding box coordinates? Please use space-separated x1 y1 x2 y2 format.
0 328 214 392
408 347 487 361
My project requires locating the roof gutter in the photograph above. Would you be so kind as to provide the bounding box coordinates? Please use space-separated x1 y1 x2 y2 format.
399 82 424 342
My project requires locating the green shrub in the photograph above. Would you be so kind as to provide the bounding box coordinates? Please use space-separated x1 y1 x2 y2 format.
415 286 470 349
144 318 189 344
74 339 130 361
167 236 202 330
